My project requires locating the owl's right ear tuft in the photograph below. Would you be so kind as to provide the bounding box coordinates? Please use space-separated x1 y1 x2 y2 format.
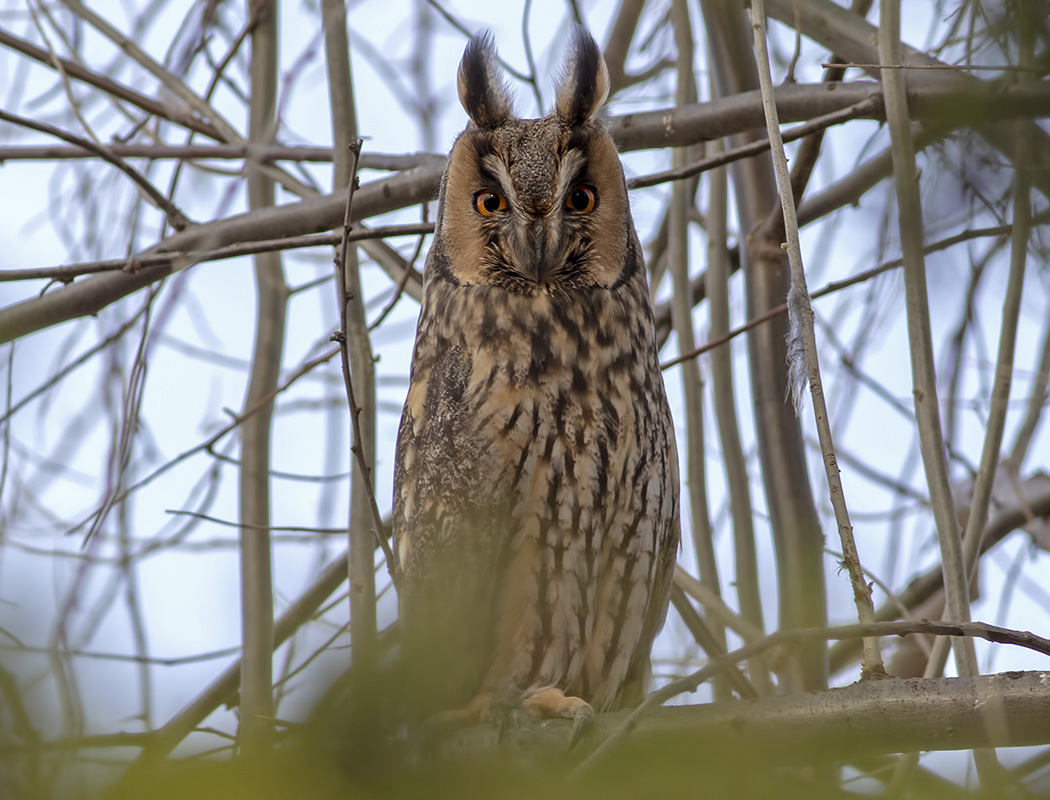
458 32 515 129
554 27 609 127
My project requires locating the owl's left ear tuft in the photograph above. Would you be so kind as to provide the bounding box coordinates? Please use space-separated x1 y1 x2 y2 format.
554 27 610 127
458 32 515 129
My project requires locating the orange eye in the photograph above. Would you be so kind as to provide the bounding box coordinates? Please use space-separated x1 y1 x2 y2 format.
474 190 507 215
566 185 597 213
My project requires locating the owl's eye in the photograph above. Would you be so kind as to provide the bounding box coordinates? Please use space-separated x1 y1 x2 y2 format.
474 190 508 215
566 185 598 213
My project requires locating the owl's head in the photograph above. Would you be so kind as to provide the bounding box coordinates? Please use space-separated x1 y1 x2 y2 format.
434 28 637 295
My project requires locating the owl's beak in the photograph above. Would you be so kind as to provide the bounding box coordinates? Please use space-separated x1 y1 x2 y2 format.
528 218 551 283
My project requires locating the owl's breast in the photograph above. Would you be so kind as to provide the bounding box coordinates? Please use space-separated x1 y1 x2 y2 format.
458 287 671 506
398 279 675 525
394 275 679 711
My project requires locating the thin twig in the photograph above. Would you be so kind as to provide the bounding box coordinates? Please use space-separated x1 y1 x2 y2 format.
673 567 767 647
425 0 533 83
165 510 347 534
56 0 318 201
0 27 222 139
877 0 1001 783
323 13 383 687
659 221 1026 371
66 349 340 539
957 5 1035 644
701 92 769 695
126 547 354 773
0 344 13 520
0 109 190 231
700 0 829 696
0 144 440 166
520 0 544 115
750 0 883 677
670 585 757 699
0 224 434 283
668 0 726 699
1006 311 1050 471
829 485 1050 674
0 310 146 424
58 0 242 142
878 0 979 662
924 0 1039 691
1002 38 1049 475
331 141 397 584
368 221 429 332
822 62 1049 72
775 0 875 231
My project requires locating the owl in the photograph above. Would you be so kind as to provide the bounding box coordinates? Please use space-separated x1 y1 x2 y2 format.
392 28 680 734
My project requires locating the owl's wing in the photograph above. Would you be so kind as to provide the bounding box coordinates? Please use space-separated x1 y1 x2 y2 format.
392 346 512 716
613 449 681 711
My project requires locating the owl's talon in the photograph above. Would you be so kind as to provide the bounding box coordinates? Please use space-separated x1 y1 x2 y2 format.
519 686 594 749
567 703 594 750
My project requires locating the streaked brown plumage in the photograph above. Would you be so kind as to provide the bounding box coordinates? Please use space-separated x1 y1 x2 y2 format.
392 28 679 728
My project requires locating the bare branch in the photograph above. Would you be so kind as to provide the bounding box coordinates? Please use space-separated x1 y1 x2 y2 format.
0 26 223 139
0 109 190 231
330 142 397 584
0 224 433 284
4 78 1048 344
574 624 1050 777
700 0 827 694
878 0 981 684
237 0 284 755
433 670 1050 775
667 0 725 699
751 0 883 678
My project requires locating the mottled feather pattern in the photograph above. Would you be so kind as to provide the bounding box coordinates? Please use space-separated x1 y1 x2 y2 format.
393 28 679 723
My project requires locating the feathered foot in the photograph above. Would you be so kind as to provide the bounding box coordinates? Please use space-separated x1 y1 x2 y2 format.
520 686 594 749
423 687 594 752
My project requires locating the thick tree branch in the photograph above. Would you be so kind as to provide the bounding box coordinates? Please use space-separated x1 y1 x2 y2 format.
323 0 379 685
441 671 1050 769
237 0 283 756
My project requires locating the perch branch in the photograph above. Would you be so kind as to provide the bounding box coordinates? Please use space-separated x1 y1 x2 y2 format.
573 621 1050 776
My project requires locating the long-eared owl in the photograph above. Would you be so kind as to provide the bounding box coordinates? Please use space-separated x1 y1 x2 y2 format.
392 28 680 728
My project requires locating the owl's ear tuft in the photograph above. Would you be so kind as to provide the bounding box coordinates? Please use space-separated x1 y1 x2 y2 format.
458 32 515 129
554 27 609 127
